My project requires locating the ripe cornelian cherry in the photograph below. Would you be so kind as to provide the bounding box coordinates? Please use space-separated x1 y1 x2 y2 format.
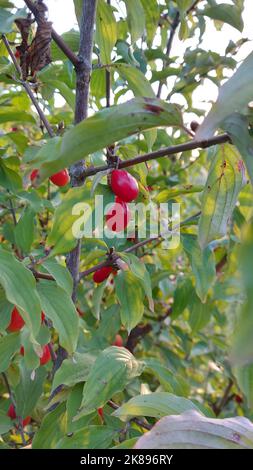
7 307 25 332
106 197 130 232
110 170 139 202
14 49 21 59
50 169 70 187
30 169 39 182
20 346 24 356
93 266 115 284
40 344 51 366
7 404 31 427
113 334 123 347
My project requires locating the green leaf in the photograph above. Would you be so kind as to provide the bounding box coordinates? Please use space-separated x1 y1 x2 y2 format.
24 98 182 182
32 403 67 449
0 248 41 338
188 294 212 333
42 259 73 296
0 109 36 124
0 412 12 434
145 359 190 397
113 63 155 98
222 113 253 186
73 0 82 28
195 50 253 139
234 364 253 409
52 352 95 390
122 253 154 311
113 392 201 421
14 206 35 254
37 281 79 354
47 186 92 256
125 0 145 42
45 79 75 110
0 333 20 373
115 270 145 331
135 410 253 449
76 347 144 418
56 426 116 449
0 160 22 192
198 144 246 248
201 4 244 32
140 0 160 45
0 7 27 33
171 277 193 320
182 235 216 303
96 0 117 63
15 364 47 418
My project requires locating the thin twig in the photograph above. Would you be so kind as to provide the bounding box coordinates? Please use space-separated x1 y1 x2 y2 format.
157 11 180 98
1 35 54 137
79 212 201 280
23 0 80 67
81 133 230 178
213 378 234 416
2 373 26 446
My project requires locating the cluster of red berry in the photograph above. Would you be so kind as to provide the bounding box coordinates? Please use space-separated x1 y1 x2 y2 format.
93 169 139 284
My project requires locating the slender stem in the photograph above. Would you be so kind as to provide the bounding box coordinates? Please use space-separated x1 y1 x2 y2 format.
2 373 26 446
82 133 230 178
213 378 234 416
67 1 97 303
23 0 80 67
79 212 201 280
8 195 17 226
1 35 54 137
157 11 180 98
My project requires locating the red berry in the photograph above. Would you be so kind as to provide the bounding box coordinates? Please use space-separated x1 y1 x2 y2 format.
93 266 114 284
41 311 45 322
113 334 123 347
40 344 51 366
7 404 31 427
106 197 130 232
235 394 243 404
20 346 25 356
11 127 18 132
15 50 21 59
30 169 39 182
97 407 104 419
110 170 139 202
7 307 25 332
50 169 70 187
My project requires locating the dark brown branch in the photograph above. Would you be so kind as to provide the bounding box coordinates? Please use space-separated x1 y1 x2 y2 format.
67 1 97 304
82 133 230 178
1 34 54 137
32 271 55 281
213 378 234 416
23 0 80 67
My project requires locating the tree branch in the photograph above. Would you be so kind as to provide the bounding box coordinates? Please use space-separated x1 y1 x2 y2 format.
81 133 230 178
23 0 80 67
67 1 97 304
1 34 54 137
79 212 201 280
